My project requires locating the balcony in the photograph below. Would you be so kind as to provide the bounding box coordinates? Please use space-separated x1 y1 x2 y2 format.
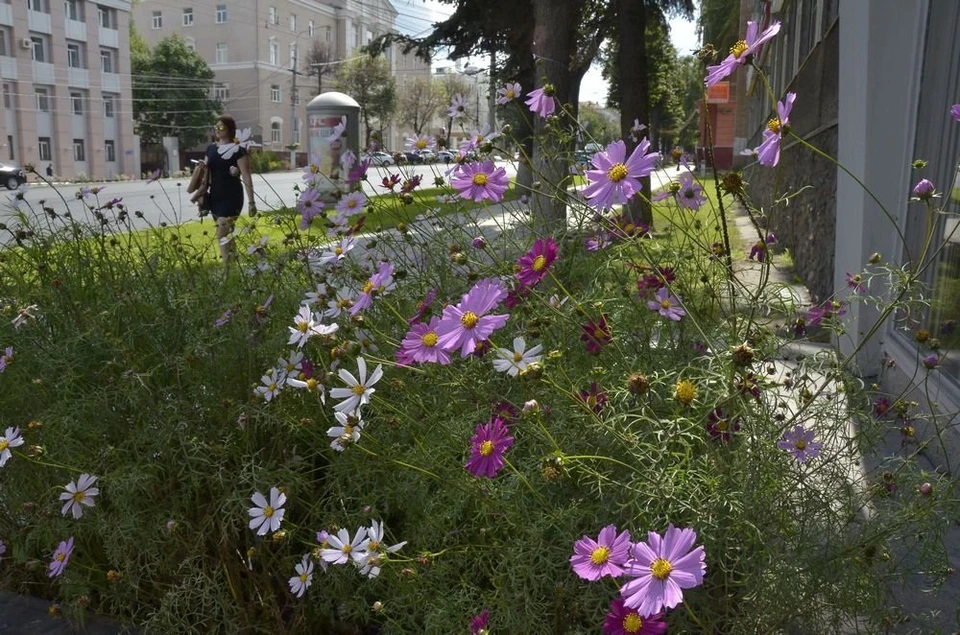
0 56 17 81
0 4 13 27
65 18 87 42
28 10 52 35
32 60 56 84
68 67 89 88
99 27 118 49
101 71 119 93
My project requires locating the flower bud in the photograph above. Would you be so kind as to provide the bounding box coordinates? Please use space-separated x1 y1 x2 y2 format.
919 482 933 496
912 178 935 200
521 399 540 414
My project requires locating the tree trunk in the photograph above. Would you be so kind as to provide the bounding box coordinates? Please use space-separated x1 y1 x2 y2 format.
618 0 653 227
514 61 536 195
530 0 586 236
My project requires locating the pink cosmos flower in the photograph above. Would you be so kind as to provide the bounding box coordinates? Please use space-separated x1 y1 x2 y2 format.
706 408 741 442
435 278 509 357
465 124 501 151
580 314 612 354
619 525 707 617
705 20 782 87
350 262 395 316
48 537 74 578
579 383 607 414
405 133 436 152
398 317 451 365
448 93 469 119
345 158 369 186
602 598 667 635
525 86 556 118
846 272 865 293
407 288 438 325
464 417 514 478
952 104 960 121
583 139 661 210
778 425 822 462
516 238 558 287
337 191 367 217
497 82 521 105
647 287 686 321
755 92 796 167
470 609 490 634
451 161 510 203
912 178 936 201
570 524 631 581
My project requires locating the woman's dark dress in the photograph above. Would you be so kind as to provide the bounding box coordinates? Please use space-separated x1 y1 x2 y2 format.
205 143 247 218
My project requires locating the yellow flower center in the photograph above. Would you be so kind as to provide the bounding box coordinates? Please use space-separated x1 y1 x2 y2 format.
344 424 354 436
306 379 318 391
716 419 729 431
731 39 749 58
351 384 367 396
347 199 357 208
299 572 309 583
461 311 479 328
298 322 309 333
587 395 598 407
513 351 524 362
795 439 807 450
335 247 343 256
607 163 629 182
421 331 439 347
532 255 547 271
593 327 605 339
0 439 8 451
368 540 381 552
362 281 375 295
342 544 352 554
263 506 274 518
767 117 781 134
506 89 515 99
268 382 277 392
660 299 672 310
479 440 495 456
624 223 636 234
472 173 489 186
590 546 610 565
416 139 427 149
650 557 673 580
72 491 86 503
55 553 66 563
337 298 353 309
623 613 643 633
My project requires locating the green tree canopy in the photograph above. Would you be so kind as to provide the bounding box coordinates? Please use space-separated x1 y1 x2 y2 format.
335 55 397 150
397 77 443 137
131 33 221 149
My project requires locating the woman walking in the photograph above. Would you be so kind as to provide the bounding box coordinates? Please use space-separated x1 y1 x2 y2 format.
207 115 256 262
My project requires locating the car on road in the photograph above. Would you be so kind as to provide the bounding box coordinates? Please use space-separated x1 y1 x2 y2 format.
0 163 27 190
402 151 426 165
437 150 456 164
419 149 438 163
364 152 395 167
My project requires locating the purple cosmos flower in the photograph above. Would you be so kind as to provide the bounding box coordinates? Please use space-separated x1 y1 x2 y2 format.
619 525 707 617
337 191 367 217
922 354 939 370
350 262 394 316
603 598 667 635
570 525 631 581
581 314 612 354
340 149 357 172
59 473 99 519
585 233 612 252
464 417 514 478
705 20 782 87
675 172 707 210
405 133 436 153
873 397 891 418
516 238 558 287
706 408 741 442
754 92 796 167
345 158 369 187
472 235 487 250
952 104 960 121
778 425 822 462
497 82 522 105
398 317 451 365
407 288 438 325
48 537 74 578
911 178 935 201
647 287 686 321
470 609 490 635
436 278 509 357
525 86 556 118
636 266 676 294
846 272 865 293
806 301 845 328
579 383 607 414
298 188 323 226
492 400 519 422
145 168 161 184
451 161 510 203
448 93 469 119
583 139 661 210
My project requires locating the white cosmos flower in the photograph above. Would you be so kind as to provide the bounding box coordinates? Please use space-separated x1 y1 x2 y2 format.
302 283 329 306
330 357 383 414
255 369 284 402
492 337 543 377
315 237 355 268
327 411 364 451
276 350 304 380
248 486 286 536
60 473 100 519
288 554 314 598
288 305 339 349
286 375 326 403
324 287 357 319
0 426 24 468
320 527 368 565
218 127 260 160
357 519 407 578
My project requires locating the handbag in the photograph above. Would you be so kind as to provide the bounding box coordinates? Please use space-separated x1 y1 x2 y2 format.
187 161 211 214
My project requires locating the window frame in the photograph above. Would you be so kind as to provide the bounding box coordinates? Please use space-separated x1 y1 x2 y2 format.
70 90 83 115
214 83 229 102
67 42 81 68
182 7 194 27
100 49 113 73
215 42 228 64
104 139 115 162
35 87 49 112
269 6 278 25
215 4 226 24
38 136 51 161
30 36 44 63
270 84 280 103
102 92 114 117
270 121 281 143
151 11 162 30
73 138 85 162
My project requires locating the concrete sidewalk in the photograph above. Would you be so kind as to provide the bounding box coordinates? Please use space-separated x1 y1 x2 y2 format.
0 592 136 634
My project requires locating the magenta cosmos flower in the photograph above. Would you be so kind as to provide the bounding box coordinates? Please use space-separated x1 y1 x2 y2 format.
912 178 936 201
581 314 612 354
452 161 510 203
579 382 607 414
620 525 707 617
470 609 489 634
603 598 667 635
436 278 509 357
951 104 960 121
778 425 822 462
464 417 514 478
583 139 660 210
570 524 631 581
705 20 782 87
647 287 686 321
706 408 741 442
525 85 556 118
48 537 75 578
350 262 394 316
755 92 796 167
398 317 451 365
516 238 558 287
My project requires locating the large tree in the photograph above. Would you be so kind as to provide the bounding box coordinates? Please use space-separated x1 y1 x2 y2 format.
304 40 337 95
397 77 442 137
335 55 397 150
131 33 221 149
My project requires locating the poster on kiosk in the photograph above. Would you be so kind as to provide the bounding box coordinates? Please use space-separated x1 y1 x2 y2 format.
306 92 360 202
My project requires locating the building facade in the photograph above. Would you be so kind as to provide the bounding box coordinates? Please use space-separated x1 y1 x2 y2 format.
132 0 417 166
0 0 136 181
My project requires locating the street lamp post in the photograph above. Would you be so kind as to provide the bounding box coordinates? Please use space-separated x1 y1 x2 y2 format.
462 64 496 133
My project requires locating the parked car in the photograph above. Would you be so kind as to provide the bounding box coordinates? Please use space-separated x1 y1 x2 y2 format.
419 149 438 163
437 150 456 164
402 151 425 164
364 152 395 167
0 163 27 190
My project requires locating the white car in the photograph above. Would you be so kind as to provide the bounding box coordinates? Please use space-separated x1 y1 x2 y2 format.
364 152 395 167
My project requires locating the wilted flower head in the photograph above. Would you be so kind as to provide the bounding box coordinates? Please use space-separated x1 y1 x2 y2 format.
525 85 556 118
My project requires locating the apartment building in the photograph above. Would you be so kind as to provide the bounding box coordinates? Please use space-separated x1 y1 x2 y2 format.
132 0 415 164
0 0 135 180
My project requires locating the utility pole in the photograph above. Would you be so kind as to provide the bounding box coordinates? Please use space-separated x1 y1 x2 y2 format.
290 52 298 169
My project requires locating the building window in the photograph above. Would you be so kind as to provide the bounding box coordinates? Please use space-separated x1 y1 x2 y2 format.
104 140 115 162
214 83 228 101
70 91 83 114
100 49 113 73
271 121 281 143
7 135 13 161
268 6 278 25
35 87 49 112
293 88 300 105
215 4 226 24
184 37 195 51
30 36 44 62
308 20 314 37
289 43 297 69
64 0 81 21
151 10 162 29
215 43 227 64
269 39 278 65
182 8 193 27
28 0 47 13
102 93 114 117
98 6 115 29
0 30 8 58
73 139 85 161
325 26 331 42
38 136 51 161
67 42 81 68
270 84 280 102
289 13 296 31
2 83 10 109
294 119 300 144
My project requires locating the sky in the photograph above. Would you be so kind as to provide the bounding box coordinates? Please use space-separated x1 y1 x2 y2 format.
389 0 702 106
